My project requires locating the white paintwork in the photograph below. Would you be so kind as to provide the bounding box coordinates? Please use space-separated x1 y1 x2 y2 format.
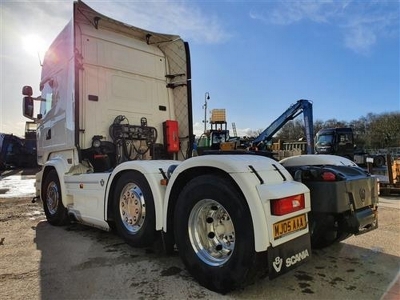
165 155 311 251
37 20 75 165
257 181 311 247
78 22 174 149
64 173 111 230
280 154 358 167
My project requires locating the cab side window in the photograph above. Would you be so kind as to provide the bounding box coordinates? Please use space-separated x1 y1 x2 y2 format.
40 79 57 117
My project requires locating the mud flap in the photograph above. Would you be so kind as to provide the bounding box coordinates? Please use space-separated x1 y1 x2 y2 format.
268 233 311 279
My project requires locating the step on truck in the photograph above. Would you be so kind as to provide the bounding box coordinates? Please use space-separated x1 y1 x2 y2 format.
21 1 376 293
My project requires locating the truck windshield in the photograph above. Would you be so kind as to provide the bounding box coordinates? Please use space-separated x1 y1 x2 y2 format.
316 134 333 145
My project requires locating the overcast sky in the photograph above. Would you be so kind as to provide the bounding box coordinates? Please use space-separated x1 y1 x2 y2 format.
1 0 399 137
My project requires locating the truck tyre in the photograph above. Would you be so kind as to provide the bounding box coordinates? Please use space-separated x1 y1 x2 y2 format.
373 155 385 168
113 171 156 247
42 169 69 226
174 174 263 293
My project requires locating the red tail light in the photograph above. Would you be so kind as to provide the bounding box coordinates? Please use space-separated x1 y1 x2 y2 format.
321 171 336 181
271 194 305 216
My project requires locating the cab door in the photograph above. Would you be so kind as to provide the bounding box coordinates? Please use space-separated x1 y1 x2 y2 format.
37 75 72 163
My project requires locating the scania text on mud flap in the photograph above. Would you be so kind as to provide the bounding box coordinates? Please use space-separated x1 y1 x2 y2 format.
268 232 311 279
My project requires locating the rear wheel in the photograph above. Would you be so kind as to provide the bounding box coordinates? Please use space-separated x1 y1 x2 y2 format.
174 175 264 293
113 171 156 247
42 169 69 226
373 155 385 168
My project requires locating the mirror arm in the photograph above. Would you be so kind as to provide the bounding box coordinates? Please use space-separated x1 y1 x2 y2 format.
33 96 46 102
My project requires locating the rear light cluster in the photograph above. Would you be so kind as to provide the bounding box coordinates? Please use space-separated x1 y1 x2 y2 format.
271 194 305 216
321 171 336 181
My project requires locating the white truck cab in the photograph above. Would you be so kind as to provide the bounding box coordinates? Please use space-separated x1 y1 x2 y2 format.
22 1 312 293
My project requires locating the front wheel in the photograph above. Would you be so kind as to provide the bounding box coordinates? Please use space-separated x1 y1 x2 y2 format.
42 169 69 226
113 171 156 247
174 175 264 293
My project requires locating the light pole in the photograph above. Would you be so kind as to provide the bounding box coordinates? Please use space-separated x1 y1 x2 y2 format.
203 92 210 133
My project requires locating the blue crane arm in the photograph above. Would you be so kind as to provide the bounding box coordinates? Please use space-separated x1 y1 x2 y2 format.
252 99 314 154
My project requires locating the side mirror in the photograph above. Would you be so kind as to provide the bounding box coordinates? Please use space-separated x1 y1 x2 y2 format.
22 86 33 96
23 96 34 119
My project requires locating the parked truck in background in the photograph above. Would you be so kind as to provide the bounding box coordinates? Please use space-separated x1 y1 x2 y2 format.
314 127 354 159
315 127 386 167
0 130 37 170
21 1 378 293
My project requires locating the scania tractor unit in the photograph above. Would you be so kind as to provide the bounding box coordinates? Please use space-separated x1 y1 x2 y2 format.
22 1 378 293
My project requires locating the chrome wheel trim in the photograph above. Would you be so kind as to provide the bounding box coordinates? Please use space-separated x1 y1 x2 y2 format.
46 181 59 215
188 199 235 266
119 183 146 233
